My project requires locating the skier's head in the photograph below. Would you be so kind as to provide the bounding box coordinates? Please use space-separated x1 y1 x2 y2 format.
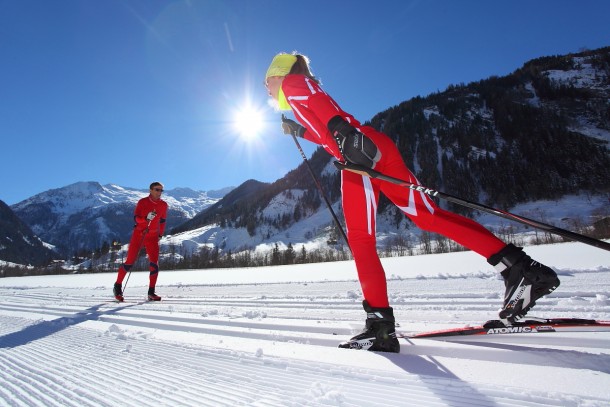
149 182 164 200
265 53 297 80
149 181 164 191
264 52 317 110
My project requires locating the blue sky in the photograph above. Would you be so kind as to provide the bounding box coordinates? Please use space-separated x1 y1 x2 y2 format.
2 0 610 205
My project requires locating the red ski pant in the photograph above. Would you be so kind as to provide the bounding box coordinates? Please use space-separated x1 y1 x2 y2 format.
115 229 159 288
341 134 506 308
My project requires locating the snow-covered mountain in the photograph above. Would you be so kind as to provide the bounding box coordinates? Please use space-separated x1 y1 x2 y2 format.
0 199 56 267
165 151 349 260
10 182 230 257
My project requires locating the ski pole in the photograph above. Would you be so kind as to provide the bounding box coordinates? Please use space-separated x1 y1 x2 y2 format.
335 161 610 252
290 134 351 253
122 219 153 295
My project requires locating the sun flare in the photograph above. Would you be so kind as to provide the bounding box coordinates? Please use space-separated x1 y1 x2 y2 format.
233 106 264 139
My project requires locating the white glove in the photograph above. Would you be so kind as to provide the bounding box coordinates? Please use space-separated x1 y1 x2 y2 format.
146 211 157 221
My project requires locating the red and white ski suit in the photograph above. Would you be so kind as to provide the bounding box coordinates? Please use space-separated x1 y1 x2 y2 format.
281 74 506 308
116 196 168 289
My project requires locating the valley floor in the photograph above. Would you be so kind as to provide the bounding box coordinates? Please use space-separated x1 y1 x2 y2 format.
1 242 609 406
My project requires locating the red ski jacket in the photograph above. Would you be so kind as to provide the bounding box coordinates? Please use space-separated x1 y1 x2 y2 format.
133 196 168 237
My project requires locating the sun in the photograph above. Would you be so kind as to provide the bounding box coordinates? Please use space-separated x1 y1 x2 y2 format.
233 105 265 139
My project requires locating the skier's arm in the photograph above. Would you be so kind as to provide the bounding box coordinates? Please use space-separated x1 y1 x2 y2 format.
306 91 343 130
133 200 147 225
158 203 168 237
281 76 337 144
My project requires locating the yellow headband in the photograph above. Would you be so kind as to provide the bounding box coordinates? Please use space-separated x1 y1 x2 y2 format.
265 54 297 80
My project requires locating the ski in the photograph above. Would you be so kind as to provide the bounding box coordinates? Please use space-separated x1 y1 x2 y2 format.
105 299 143 304
401 317 610 339
103 297 151 305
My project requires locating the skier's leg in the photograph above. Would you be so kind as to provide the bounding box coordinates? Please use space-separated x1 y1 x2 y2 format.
341 170 390 308
376 141 559 322
376 144 505 257
115 230 142 285
145 238 161 300
340 174 400 353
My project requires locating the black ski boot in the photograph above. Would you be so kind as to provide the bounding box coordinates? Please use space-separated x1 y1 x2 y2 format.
147 287 161 301
488 244 560 324
339 300 400 353
113 283 124 302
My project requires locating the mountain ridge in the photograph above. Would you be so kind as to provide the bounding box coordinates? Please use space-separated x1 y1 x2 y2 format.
11 182 229 258
0 199 56 267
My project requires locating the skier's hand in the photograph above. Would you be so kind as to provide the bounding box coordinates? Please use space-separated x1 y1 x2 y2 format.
328 116 381 169
281 114 306 138
146 211 157 221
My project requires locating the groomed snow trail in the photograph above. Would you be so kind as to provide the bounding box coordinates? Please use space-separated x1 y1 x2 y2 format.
1 244 609 406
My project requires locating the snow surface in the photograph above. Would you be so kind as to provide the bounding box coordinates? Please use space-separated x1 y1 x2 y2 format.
1 241 609 406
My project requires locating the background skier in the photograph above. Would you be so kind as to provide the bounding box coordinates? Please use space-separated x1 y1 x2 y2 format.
265 52 560 352
113 182 168 302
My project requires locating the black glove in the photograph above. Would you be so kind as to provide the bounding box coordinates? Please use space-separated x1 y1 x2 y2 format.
327 116 381 168
281 114 306 138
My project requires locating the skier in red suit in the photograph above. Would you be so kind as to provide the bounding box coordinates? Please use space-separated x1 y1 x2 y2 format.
264 52 560 352
113 182 168 302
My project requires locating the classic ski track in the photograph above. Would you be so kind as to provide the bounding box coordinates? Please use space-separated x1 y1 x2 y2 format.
0 292 588 316
2 299 609 351
0 321 575 407
2 282 610 406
